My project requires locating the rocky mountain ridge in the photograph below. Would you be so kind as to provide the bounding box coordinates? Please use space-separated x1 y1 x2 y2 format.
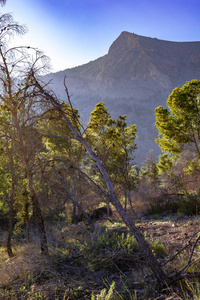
45 31 200 163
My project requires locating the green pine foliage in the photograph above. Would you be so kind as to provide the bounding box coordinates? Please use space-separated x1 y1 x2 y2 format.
155 80 200 158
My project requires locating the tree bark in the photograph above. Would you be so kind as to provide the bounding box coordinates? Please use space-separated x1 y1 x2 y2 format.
24 200 30 243
72 202 77 224
128 189 137 217
7 144 16 257
124 190 127 212
69 190 92 226
31 192 48 254
7 195 14 257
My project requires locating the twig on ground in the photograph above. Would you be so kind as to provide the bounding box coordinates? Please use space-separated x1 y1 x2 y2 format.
168 233 200 282
162 231 199 267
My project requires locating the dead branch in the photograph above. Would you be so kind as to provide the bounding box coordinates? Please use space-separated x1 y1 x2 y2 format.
63 75 84 132
162 231 199 267
169 271 200 283
177 234 200 273
168 233 200 282
37 150 93 226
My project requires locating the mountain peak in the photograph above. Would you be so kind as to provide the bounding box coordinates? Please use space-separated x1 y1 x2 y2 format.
47 32 200 162
108 31 140 55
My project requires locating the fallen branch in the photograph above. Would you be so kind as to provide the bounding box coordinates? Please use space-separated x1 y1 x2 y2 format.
162 231 199 267
168 233 200 282
169 271 200 283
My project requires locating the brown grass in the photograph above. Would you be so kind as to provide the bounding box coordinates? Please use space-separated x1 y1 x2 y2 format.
0 216 199 299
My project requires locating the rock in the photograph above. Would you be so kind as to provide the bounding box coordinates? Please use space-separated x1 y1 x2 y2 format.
90 206 112 221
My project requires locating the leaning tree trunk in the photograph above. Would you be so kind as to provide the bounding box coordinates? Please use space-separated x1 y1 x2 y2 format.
81 141 168 285
124 189 128 212
32 73 169 286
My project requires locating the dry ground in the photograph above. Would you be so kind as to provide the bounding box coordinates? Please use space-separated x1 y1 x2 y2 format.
137 214 200 254
0 214 199 299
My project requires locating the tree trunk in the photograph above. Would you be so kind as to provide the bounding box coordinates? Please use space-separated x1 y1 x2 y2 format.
72 202 77 224
69 191 92 226
7 145 15 257
25 202 30 243
106 198 110 216
124 190 127 212
56 171 92 226
26 218 30 243
7 195 14 257
12 111 48 255
109 192 168 285
30 191 48 255
127 189 137 217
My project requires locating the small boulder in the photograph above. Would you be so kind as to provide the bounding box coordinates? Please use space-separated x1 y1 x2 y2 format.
90 206 112 221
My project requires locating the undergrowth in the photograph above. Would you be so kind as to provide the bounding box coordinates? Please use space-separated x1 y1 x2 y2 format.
145 199 179 216
0 217 199 299
178 193 200 215
145 192 200 216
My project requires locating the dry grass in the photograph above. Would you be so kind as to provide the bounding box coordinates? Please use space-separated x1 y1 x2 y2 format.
0 216 199 299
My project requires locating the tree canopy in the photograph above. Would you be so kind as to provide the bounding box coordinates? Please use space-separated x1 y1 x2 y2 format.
155 80 200 158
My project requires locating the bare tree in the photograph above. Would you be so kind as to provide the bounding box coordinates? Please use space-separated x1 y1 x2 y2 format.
0 45 50 255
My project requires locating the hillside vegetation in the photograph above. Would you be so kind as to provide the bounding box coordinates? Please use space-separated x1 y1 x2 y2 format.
0 5 199 300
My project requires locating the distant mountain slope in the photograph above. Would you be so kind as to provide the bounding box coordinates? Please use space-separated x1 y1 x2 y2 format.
44 31 200 163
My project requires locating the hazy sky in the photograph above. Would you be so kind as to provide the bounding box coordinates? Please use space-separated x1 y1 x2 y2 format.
2 0 200 72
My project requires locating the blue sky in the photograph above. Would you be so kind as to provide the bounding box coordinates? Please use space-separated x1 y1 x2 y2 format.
2 0 200 72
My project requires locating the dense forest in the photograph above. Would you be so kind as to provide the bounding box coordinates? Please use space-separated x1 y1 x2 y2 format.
0 2 199 299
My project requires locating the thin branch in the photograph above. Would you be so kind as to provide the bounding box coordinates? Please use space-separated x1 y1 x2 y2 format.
162 231 199 267
169 233 200 279
54 157 108 198
170 271 200 283
63 75 84 132
37 151 92 226
39 133 72 140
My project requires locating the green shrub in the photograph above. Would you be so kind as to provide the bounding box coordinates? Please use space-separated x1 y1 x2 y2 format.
178 193 200 216
153 214 161 220
91 281 115 300
96 232 139 254
77 231 140 270
145 199 179 215
152 242 168 258
70 286 84 299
